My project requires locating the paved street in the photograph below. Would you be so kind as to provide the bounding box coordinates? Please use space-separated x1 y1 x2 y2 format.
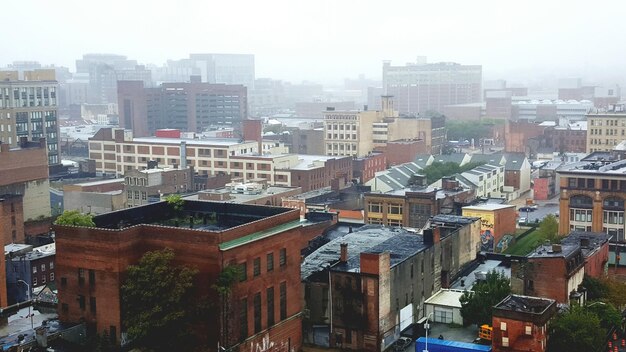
510 191 559 224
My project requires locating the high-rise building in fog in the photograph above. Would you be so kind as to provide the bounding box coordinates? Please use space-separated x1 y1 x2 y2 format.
75 54 152 104
118 79 248 137
383 59 482 115
188 53 255 89
0 70 60 165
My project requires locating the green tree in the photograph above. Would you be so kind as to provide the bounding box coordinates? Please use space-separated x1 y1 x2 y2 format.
54 210 95 227
537 214 559 243
121 248 198 351
548 305 604 352
582 275 609 301
586 301 622 331
165 194 184 212
420 161 486 184
459 270 511 326
213 265 244 348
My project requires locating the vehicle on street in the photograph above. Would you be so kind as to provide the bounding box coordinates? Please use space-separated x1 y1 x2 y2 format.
393 337 412 351
518 217 528 225
518 206 536 212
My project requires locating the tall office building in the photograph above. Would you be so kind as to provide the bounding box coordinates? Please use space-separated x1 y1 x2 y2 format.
383 59 482 115
189 53 255 89
118 80 248 137
0 70 60 165
75 54 151 104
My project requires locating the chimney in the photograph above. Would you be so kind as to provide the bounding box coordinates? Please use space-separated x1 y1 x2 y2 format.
340 243 348 263
424 227 441 245
180 141 187 169
552 244 562 253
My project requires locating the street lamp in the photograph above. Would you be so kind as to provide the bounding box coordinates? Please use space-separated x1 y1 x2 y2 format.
16 279 34 330
424 312 433 352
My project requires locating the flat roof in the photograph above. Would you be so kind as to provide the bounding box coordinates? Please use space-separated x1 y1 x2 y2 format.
462 204 515 211
191 186 300 203
132 137 254 147
73 178 125 187
290 154 340 170
424 289 465 308
495 294 555 313
451 260 511 290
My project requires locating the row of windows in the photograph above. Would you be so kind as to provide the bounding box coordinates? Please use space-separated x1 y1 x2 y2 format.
368 218 402 227
367 203 403 215
326 133 358 140
240 282 287 339
32 261 54 273
568 178 626 192
239 248 286 281
326 124 357 131
589 128 625 136
33 273 54 286
589 119 626 127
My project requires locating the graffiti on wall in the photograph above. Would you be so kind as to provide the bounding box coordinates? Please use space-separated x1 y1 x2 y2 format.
251 333 294 352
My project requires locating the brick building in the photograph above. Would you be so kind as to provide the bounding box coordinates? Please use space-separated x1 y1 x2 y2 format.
491 295 557 352
352 152 386 184
462 204 517 252
124 166 194 207
556 152 626 238
0 138 51 226
381 139 428 167
504 121 546 154
543 126 587 153
302 216 481 352
53 200 335 348
6 248 55 304
510 232 609 304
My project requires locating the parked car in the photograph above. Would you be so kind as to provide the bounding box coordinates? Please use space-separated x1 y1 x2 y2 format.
393 337 412 351
518 217 528 225
518 206 536 212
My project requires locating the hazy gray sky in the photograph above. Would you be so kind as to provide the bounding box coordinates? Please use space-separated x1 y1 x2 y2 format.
3 0 625 84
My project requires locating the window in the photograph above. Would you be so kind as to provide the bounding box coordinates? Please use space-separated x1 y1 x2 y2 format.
368 202 382 213
33 266 37 274
279 248 287 266
33 277 37 285
502 337 509 347
388 204 402 215
280 282 287 320
240 298 248 341
267 253 274 272
267 287 275 326
50 261 54 269
253 258 261 277
41 264 46 272
254 293 262 333
50 273 55 281
42 275 46 284
90 297 97 313
239 263 247 282
525 325 532 335
78 268 85 285
89 269 96 286
61 277 67 286
78 295 85 310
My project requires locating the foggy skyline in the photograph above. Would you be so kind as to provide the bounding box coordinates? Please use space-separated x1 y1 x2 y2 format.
3 0 626 85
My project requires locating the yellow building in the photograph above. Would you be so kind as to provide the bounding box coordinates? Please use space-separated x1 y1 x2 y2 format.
462 204 517 252
587 104 626 153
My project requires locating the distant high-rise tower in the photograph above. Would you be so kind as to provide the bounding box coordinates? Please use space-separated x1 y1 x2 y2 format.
188 53 255 89
383 59 482 115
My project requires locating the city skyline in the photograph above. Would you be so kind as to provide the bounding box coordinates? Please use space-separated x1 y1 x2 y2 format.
2 0 626 85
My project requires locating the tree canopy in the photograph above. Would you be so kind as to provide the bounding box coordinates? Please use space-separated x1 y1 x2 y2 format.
54 210 95 227
446 120 502 142
121 248 198 351
421 161 486 184
547 305 604 352
536 214 560 244
459 270 511 326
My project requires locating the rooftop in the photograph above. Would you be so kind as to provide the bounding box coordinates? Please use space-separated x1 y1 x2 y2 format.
132 137 254 147
495 294 555 314
560 231 611 256
86 200 294 231
72 178 124 187
462 204 515 211
557 155 626 175
451 259 511 290
424 289 465 308
527 243 579 258
189 185 300 204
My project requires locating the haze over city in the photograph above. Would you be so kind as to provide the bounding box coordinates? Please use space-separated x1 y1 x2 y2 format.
3 0 626 84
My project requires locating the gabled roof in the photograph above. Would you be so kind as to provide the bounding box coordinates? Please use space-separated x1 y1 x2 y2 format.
469 153 505 166
431 153 469 165
503 152 528 171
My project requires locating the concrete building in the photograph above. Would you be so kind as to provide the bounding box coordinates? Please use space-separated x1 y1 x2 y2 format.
63 178 126 214
197 184 302 206
510 231 609 304
586 103 626 153
0 69 60 165
302 217 480 352
188 53 255 89
558 78 621 109
117 80 248 137
0 138 51 223
53 200 336 347
87 128 267 176
511 99 592 122
462 204 516 252
383 60 482 115
364 177 475 229
249 78 285 117
491 295 557 352
288 129 325 155
124 166 193 207
556 152 626 239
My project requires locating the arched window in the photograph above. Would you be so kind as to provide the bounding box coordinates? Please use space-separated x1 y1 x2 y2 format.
570 195 593 208
603 196 624 210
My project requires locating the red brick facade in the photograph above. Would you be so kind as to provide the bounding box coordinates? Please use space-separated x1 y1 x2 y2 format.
382 140 428 167
54 203 332 349
352 153 386 184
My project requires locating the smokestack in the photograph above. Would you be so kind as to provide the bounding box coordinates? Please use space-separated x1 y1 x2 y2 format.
180 141 187 169
340 243 348 263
